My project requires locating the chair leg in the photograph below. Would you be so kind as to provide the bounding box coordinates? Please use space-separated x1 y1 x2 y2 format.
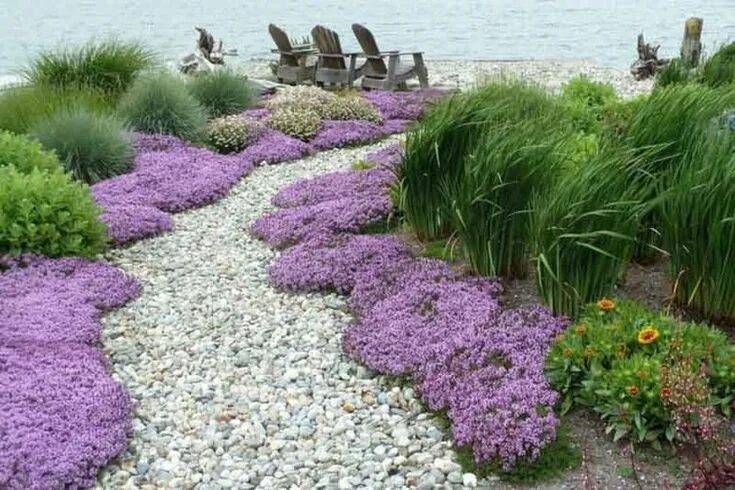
413 53 429 89
387 54 400 91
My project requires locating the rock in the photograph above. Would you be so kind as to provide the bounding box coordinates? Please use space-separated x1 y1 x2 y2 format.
463 473 478 487
433 458 461 474
243 421 267 448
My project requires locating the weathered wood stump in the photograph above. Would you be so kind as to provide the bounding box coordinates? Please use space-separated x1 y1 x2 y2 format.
631 33 666 80
179 27 238 75
680 17 703 68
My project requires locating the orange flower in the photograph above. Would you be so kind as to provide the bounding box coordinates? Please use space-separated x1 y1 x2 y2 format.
637 326 660 345
660 387 672 399
563 348 574 358
575 324 587 336
597 298 615 312
627 385 640 396
584 347 595 358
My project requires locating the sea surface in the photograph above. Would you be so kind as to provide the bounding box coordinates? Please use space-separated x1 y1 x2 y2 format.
0 0 732 75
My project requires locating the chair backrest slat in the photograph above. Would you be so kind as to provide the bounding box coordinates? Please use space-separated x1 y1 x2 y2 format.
352 24 387 76
269 24 298 66
312 25 346 70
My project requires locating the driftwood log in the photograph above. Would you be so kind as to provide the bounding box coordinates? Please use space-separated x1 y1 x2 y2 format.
631 33 667 80
680 17 703 68
179 27 238 75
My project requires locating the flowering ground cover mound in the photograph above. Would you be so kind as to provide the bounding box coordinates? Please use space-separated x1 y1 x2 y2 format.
309 120 385 151
0 256 139 489
272 167 395 208
268 233 412 293
252 141 574 470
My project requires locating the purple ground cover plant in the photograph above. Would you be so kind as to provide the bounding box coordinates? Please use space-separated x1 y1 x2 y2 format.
362 89 446 120
129 132 189 153
308 120 386 151
272 167 395 208
268 233 412 293
365 143 404 169
239 128 311 165
251 195 394 248
0 256 139 489
343 274 503 374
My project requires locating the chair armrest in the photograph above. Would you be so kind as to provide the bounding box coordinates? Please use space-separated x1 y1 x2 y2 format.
316 53 348 58
272 48 316 55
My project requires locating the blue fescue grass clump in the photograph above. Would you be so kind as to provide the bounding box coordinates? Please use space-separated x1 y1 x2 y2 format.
117 72 207 141
31 108 134 184
24 41 155 101
188 70 254 118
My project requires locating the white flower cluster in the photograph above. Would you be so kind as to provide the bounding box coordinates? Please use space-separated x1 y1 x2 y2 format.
266 108 322 141
207 115 259 154
264 86 382 141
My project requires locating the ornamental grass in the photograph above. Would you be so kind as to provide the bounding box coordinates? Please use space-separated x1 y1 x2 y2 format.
398 80 570 242
659 128 735 322
530 144 647 317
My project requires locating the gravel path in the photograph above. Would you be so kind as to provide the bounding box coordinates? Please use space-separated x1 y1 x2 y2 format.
96 138 477 489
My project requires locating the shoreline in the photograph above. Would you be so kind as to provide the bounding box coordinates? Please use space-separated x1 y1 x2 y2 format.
2 59 652 97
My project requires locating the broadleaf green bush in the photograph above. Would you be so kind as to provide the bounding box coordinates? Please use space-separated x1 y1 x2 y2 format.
31 108 134 184
0 166 107 257
545 299 734 447
188 70 254 118
117 73 207 141
0 131 62 174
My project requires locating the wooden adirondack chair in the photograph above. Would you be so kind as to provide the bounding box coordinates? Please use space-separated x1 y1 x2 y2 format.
268 24 316 84
311 25 364 88
351 24 429 90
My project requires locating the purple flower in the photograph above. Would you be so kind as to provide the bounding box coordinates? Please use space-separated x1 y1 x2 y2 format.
268 233 412 293
365 144 404 170
129 132 188 153
0 256 139 489
98 204 173 244
362 89 447 120
251 195 393 248
272 167 395 208
241 107 272 120
309 120 386 151
239 128 311 165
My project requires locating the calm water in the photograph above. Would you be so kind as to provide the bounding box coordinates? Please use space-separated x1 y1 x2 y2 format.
0 0 732 74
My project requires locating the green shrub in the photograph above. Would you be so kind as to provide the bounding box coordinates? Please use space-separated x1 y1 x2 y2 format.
530 145 645 317
0 84 111 134
560 75 617 132
659 129 735 322
0 166 107 257
31 108 134 184
117 73 207 141
701 42 735 88
448 119 567 278
0 131 62 174
655 59 694 89
207 115 260 154
25 40 155 101
188 70 254 118
399 80 570 241
266 107 322 141
545 299 734 447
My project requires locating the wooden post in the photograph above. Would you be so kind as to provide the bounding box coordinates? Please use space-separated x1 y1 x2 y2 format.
680 17 703 68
